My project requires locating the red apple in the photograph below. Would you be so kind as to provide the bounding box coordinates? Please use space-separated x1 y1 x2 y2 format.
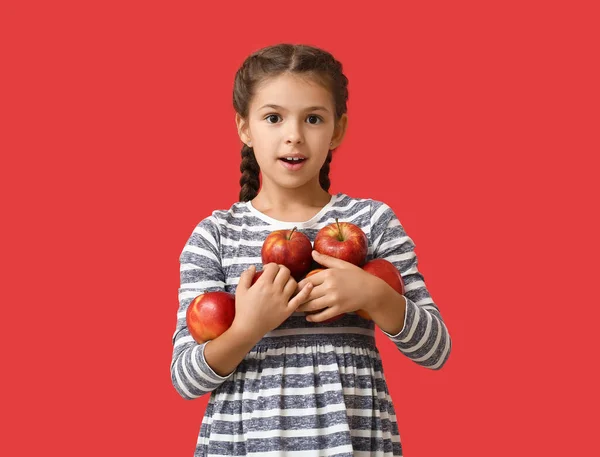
261 227 312 280
357 259 405 320
186 291 236 343
314 218 368 266
303 268 344 323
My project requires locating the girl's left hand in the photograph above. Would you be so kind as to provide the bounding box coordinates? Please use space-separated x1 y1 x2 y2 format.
296 250 381 322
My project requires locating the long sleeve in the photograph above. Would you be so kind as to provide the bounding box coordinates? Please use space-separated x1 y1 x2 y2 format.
370 202 452 370
171 216 235 400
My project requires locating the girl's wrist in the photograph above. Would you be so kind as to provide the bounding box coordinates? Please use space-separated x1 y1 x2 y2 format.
362 275 390 313
367 282 407 335
230 319 263 345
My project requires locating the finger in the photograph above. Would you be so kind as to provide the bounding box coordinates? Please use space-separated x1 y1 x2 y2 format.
283 276 298 298
297 270 327 290
295 284 327 311
306 306 342 323
297 296 329 313
311 250 350 269
298 281 327 303
260 263 280 282
287 282 313 311
237 265 256 291
273 265 292 291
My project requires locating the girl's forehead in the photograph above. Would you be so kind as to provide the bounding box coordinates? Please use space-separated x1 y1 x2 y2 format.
252 74 333 111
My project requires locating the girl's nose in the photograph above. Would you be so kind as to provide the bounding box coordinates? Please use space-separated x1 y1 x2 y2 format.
285 122 304 144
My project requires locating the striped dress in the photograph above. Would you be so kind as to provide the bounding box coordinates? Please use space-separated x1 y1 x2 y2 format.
171 192 452 457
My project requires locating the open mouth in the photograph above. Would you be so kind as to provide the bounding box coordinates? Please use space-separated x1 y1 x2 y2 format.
279 158 307 164
279 157 307 170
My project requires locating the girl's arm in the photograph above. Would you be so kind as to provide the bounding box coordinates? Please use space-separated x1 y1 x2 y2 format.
370 202 452 370
201 324 262 377
170 216 238 400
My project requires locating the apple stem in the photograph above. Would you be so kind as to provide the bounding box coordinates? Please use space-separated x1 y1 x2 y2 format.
335 218 344 241
288 226 297 240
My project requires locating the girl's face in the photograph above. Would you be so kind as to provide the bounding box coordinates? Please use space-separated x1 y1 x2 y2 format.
236 73 347 192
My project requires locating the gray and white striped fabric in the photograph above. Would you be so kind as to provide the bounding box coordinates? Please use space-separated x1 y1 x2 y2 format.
171 192 452 456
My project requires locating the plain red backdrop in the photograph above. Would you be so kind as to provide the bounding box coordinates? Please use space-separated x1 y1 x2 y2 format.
1 1 598 456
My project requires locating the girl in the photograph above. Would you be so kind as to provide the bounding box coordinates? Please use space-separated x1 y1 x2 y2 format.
171 43 452 457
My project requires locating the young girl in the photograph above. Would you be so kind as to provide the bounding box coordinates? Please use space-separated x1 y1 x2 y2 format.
171 43 452 457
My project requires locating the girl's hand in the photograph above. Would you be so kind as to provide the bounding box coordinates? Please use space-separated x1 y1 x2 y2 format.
295 251 382 322
232 263 313 341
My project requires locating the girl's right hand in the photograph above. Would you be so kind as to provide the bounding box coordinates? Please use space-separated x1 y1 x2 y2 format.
231 263 313 342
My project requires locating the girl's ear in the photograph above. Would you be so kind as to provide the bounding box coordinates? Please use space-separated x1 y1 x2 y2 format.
235 113 251 146
330 113 348 149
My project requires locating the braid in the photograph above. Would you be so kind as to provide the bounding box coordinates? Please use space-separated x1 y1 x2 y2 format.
319 150 333 192
239 144 260 202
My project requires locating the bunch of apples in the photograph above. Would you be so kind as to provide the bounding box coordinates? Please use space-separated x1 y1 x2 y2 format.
186 218 405 343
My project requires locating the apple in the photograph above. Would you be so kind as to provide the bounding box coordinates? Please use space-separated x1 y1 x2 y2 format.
363 259 405 295
356 259 405 320
303 268 344 323
186 291 236 343
261 227 312 281
314 218 368 266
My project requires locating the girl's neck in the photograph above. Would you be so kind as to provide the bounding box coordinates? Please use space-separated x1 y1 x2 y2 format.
251 186 332 217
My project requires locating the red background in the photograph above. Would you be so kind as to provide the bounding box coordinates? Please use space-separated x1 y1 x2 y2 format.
1 1 598 456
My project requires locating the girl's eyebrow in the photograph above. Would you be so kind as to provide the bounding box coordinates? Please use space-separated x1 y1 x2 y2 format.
258 104 330 113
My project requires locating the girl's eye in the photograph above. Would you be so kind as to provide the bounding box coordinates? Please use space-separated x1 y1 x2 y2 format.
264 114 324 124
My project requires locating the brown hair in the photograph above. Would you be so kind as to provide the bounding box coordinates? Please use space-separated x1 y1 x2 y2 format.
233 43 349 202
